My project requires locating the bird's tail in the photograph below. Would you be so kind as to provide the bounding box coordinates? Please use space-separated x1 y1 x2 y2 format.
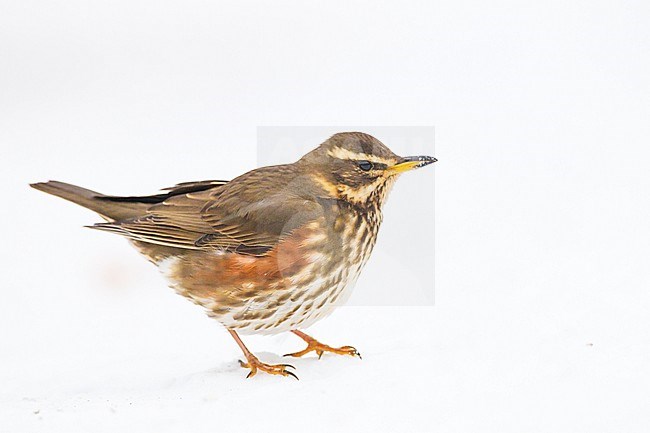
30 181 148 221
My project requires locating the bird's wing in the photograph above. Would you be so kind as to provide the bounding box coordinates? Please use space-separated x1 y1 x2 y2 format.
90 167 324 255
97 179 230 205
161 179 230 194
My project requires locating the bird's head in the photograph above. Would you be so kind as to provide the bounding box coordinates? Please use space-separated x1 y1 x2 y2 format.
299 132 436 208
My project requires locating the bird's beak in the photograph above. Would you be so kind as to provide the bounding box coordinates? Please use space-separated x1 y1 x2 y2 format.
387 156 437 175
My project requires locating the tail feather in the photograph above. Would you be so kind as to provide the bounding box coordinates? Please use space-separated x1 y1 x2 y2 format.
30 181 148 221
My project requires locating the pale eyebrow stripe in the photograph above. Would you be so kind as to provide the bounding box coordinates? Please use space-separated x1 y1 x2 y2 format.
327 146 393 165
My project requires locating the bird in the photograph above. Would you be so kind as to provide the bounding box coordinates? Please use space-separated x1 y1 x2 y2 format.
31 132 436 379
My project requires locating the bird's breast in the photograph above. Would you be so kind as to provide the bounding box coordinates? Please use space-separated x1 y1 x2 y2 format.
158 209 382 334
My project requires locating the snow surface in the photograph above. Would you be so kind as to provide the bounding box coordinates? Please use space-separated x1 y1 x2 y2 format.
2 207 650 433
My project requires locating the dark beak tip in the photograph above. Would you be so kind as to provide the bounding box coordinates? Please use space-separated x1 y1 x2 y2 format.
396 155 437 171
417 155 437 167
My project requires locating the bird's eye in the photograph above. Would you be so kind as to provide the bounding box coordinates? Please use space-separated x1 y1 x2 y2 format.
357 161 373 171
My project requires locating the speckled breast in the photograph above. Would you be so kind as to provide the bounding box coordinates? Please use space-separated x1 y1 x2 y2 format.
158 205 382 335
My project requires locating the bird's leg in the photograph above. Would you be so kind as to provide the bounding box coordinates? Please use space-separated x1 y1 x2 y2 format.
284 330 361 359
227 329 298 379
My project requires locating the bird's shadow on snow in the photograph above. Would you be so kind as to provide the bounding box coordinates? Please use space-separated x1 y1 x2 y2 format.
163 352 330 389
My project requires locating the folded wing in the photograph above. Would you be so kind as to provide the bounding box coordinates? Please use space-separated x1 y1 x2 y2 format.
91 167 324 256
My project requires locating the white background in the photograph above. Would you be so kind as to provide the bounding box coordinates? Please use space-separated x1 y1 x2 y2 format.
1 1 649 432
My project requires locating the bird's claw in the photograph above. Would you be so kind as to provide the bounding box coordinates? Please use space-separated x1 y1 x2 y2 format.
284 341 362 360
239 358 299 380
340 346 362 360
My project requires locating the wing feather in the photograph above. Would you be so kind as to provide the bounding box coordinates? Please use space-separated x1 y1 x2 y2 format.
89 167 325 256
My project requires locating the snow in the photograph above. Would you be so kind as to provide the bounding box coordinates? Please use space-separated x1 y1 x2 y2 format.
0 271 440 432
2 230 649 432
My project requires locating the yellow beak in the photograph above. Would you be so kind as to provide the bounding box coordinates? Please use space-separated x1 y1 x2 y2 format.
387 156 437 175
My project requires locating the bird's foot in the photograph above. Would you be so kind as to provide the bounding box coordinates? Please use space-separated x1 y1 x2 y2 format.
238 357 298 380
285 331 361 359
